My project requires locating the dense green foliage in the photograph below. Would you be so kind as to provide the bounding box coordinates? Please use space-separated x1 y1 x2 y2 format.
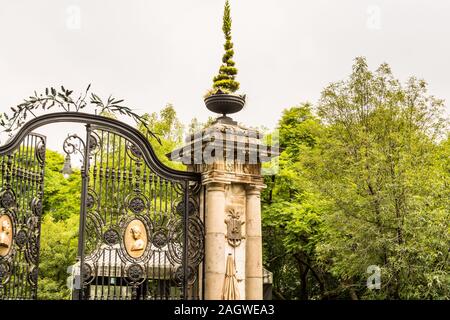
262 57 449 300
38 150 80 300
212 0 240 93
139 104 185 170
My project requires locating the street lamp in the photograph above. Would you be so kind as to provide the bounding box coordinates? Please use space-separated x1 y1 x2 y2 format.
61 153 73 178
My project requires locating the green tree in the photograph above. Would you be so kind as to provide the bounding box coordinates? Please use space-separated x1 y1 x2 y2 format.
43 150 82 221
212 0 240 93
188 116 216 134
38 214 79 300
314 57 449 299
262 104 333 300
139 103 185 170
263 59 449 300
38 150 80 299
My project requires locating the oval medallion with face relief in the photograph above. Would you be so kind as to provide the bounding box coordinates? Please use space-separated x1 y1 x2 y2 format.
124 219 147 259
0 215 13 257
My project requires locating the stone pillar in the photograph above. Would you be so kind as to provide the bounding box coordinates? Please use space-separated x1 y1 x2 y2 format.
245 185 263 299
204 182 227 299
168 117 278 300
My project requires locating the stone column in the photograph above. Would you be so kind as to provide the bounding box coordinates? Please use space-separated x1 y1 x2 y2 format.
168 117 278 300
204 181 227 300
245 185 263 299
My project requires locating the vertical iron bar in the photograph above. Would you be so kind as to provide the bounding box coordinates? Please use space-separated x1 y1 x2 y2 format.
10 147 18 298
33 135 45 300
23 135 31 299
116 136 122 226
74 124 92 300
202 185 206 300
183 180 189 299
31 135 38 299
15 136 24 299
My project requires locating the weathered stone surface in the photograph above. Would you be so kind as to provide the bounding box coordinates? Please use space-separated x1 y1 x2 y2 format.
169 117 277 300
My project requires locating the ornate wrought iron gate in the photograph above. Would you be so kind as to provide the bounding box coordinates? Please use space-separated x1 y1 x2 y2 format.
0 112 204 300
0 133 46 299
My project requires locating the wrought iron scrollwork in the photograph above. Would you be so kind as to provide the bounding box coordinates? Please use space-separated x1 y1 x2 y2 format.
25 234 39 265
84 211 104 262
82 263 95 285
36 140 46 164
0 189 16 209
63 131 101 159
15 229 28 248
174 198 197 216
127 194 148 214
187 215 205 267
63 134 84 156
30 198 42 216
152 228 169 249
167 220 183 265
189 180 202 195
174 265 196 286
70 125 204 300
167 215 205 268
86 193 95 210
27 267 39 286
0 133 46 300
126 142 143 160
126 263 144 282
103 228 120 246
88 132 101 155
0 261 12 286
0 112 205 300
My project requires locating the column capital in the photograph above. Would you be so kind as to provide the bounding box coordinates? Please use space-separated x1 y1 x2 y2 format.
245 184 265 195
201 169 266 187
205 181 227 192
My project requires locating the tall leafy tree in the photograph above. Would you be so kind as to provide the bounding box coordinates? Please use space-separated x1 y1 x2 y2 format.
262 104 332 300
314 57 449 299
263 58 449 300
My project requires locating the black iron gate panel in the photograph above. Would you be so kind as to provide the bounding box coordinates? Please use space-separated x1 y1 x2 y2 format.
0 133 45 300
74 125 204 300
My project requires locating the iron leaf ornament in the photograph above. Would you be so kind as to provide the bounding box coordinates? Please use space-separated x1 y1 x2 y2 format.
0 84 161 144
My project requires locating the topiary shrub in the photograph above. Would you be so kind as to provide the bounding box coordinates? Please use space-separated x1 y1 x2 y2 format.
210 0 240 95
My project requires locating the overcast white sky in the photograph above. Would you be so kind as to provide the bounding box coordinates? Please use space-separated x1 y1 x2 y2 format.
1 0 450 153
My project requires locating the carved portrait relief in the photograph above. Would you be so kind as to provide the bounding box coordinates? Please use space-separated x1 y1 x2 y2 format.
124 219 147 258
0 215 13 257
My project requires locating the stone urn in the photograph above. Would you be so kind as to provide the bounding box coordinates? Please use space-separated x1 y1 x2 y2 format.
204 91 246 117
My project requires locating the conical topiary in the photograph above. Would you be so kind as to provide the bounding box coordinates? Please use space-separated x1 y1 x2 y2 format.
212 0 240 93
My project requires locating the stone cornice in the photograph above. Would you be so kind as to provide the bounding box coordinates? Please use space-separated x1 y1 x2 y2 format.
201 169 266 188
167 119 279 165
